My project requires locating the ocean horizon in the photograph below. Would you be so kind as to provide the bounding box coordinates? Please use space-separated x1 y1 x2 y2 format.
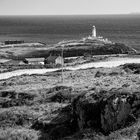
0 14 140 50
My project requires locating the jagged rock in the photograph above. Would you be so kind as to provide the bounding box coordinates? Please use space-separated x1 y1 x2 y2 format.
137 128 140 139
72 91 140 134
32 105 78 139
45 86 74 103
95 71 106 77
46 90 73 103
123 63 140 74
0 91 35 107
100 93 132 133
32 90 140 139
44 43 137 58
94 70 125 78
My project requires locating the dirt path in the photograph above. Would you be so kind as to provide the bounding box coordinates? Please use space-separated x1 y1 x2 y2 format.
1 57 140 80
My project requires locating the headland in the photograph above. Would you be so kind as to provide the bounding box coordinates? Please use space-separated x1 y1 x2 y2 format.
0 26 140 140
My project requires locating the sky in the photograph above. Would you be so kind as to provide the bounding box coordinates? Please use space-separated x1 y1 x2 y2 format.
0 0 140 15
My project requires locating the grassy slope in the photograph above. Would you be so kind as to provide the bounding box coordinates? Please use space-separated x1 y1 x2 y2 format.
0 43 136 59
18 43 137 58
0 64 140 139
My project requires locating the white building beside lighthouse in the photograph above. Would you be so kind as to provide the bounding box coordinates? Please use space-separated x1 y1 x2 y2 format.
82 25 112 44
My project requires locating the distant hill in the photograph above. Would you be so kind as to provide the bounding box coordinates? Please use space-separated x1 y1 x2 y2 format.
0 40 137 59
20 42 137 58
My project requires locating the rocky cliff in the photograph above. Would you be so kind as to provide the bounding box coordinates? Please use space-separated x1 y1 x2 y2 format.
29 43 137 58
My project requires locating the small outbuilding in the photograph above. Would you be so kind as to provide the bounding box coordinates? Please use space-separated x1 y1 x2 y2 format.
44 55 64 67
55 56 64 66
26 58 44 65
4 60 27 65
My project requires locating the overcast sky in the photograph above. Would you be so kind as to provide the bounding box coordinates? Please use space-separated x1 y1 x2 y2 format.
0 0 140 15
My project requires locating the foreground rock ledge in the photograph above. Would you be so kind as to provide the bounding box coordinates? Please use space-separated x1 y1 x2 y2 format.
33 90 140 139
72 91 140 133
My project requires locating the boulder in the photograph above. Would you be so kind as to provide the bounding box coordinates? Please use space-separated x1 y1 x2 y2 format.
45 86 74 103
32 105 78 139
72 91 140 134
32 90 140 139
123 63 140 74
94 71 106 77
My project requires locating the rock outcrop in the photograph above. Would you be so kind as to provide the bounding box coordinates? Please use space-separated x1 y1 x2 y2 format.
33 90 140 139
123 63 140 74
48 43 136 58
72 91 139 134
21 43 137 58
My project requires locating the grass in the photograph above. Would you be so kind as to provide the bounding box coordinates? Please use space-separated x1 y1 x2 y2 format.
0 127 40 140
0 42 136 59
0 65 140 139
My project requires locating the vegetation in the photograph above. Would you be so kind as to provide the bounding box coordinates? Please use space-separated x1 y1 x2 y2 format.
0 64 140 139
20 43 136 58
0 42 136 59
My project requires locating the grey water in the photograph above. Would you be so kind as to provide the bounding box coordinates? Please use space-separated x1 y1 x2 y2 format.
0 15 140 50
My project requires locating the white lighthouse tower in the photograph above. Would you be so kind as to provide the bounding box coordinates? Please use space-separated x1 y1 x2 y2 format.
92 25 96 38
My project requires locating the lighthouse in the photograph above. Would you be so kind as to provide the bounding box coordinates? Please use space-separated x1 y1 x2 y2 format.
92 25 96 38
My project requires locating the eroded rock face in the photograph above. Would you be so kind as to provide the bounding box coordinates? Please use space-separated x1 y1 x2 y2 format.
72 91 140 134
0 91 36 107
123 63 140 74
32 105 78 139
72 92 103 131
101 93 132 133
32 90 140 139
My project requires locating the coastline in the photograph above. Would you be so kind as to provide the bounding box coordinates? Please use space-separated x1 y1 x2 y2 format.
0 17 140 139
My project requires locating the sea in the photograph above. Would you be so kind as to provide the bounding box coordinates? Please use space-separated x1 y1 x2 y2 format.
0 14 140 50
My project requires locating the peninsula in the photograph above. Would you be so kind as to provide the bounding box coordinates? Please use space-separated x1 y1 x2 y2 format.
0 25 137 60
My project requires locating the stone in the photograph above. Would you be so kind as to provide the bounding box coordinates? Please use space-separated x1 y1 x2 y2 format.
72 91 140 134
